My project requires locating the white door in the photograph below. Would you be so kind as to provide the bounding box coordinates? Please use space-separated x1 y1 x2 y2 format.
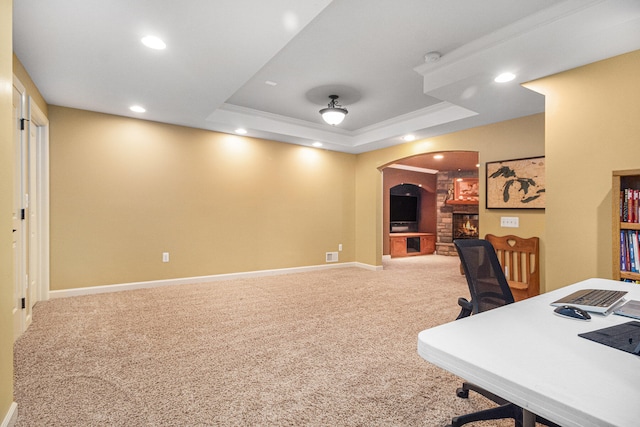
12 82 27 340
12 79 50 341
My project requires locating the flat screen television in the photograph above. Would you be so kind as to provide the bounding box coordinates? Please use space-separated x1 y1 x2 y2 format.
390 195 418 222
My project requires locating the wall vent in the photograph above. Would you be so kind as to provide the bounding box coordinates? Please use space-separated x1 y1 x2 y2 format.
326 252 339 263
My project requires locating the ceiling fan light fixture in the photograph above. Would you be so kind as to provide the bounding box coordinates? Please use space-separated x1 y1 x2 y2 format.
320 95 348 125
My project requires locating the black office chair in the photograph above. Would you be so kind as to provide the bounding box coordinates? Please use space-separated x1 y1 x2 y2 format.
450 239 560 427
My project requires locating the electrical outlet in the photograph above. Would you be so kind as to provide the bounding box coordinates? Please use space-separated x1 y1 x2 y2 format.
162 252 170 262
338 244 343 251
500 217 519 228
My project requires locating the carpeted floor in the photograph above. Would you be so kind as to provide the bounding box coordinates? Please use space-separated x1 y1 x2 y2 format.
14 255 516 426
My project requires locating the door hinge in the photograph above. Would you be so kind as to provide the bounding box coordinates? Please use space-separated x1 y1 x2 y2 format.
21 298 26 309
20 118 29 130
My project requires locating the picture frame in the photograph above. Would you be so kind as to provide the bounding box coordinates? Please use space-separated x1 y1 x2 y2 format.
454 178 479 202
486 156 545 209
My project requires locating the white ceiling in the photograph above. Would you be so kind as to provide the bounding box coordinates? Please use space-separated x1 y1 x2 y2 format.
13 0 640 154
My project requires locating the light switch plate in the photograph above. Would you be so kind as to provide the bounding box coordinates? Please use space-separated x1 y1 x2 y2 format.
500 217 519 228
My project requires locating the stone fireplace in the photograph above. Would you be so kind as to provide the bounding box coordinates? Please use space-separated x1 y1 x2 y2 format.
436 171 479 256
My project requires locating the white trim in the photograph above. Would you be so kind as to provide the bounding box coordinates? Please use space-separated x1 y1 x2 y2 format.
386 163 438 175
208 101 476 154
12 76 27 340
1 402 18 427
28 98 50 303
49 262 381 299
354 262 383 271
382 254 391 261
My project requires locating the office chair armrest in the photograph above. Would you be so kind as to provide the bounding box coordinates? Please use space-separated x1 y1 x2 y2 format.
456 297 473 319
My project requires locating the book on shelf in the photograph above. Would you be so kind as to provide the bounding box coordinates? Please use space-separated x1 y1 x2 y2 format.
629 230 640 273
621 188 640 223
629 231 636 272
621 231 627 271
619 230 640 273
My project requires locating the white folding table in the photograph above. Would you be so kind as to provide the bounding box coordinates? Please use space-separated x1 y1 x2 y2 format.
417 278 640 427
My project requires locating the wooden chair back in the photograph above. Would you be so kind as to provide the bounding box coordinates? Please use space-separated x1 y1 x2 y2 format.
484 234 540 301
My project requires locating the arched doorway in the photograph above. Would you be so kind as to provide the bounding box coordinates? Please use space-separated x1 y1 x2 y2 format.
382 151 478 257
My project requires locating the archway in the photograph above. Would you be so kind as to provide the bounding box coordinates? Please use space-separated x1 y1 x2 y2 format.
381 151 478 257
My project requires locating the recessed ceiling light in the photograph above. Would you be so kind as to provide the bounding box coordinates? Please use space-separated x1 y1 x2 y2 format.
434 154 444 160
235 128 247 135
312 142 323 147
141 35 166 50
402 135 416 142
130 105 146 113
282 11 299 32
495 72 516 83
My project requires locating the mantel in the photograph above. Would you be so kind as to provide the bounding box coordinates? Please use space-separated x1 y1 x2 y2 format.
446 200 479 206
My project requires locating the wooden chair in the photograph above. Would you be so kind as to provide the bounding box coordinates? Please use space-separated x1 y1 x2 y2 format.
484 234 540 301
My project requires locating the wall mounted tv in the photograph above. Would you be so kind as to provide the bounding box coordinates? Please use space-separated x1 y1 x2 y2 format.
390 195 418 222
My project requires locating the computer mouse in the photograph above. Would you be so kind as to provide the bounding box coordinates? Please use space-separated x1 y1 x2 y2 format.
554 305 591 321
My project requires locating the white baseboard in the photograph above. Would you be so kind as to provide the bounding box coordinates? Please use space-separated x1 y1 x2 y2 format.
49 261 380 299
1 402 17 427
355 262 384 271
382 254 391 261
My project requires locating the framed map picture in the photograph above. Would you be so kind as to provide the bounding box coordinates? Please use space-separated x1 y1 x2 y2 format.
486 156 545 209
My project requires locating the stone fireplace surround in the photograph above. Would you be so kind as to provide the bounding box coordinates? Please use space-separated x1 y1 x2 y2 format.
436 170 479 256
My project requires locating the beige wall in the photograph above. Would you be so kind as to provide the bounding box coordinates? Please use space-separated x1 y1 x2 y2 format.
525 50 640 290
0 0 13 420
49 106 357 290
50 109 545 290
354 113 546 285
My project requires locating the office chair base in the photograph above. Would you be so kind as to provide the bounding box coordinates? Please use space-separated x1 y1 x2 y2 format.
455 387 469 398
453 382 562 427
448 403 522 427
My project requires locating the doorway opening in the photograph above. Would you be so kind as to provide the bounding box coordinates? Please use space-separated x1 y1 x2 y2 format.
382 151 479 258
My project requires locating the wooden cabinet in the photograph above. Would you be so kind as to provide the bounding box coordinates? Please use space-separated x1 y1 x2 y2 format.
390 233 435 257
612 169 640 281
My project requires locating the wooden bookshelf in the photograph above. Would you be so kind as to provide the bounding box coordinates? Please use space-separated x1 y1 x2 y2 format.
612 169 640 281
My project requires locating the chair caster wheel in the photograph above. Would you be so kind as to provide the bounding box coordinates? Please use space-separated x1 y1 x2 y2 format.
456 387 469 398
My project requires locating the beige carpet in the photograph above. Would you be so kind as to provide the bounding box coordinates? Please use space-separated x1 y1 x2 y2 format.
14 255 516 426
